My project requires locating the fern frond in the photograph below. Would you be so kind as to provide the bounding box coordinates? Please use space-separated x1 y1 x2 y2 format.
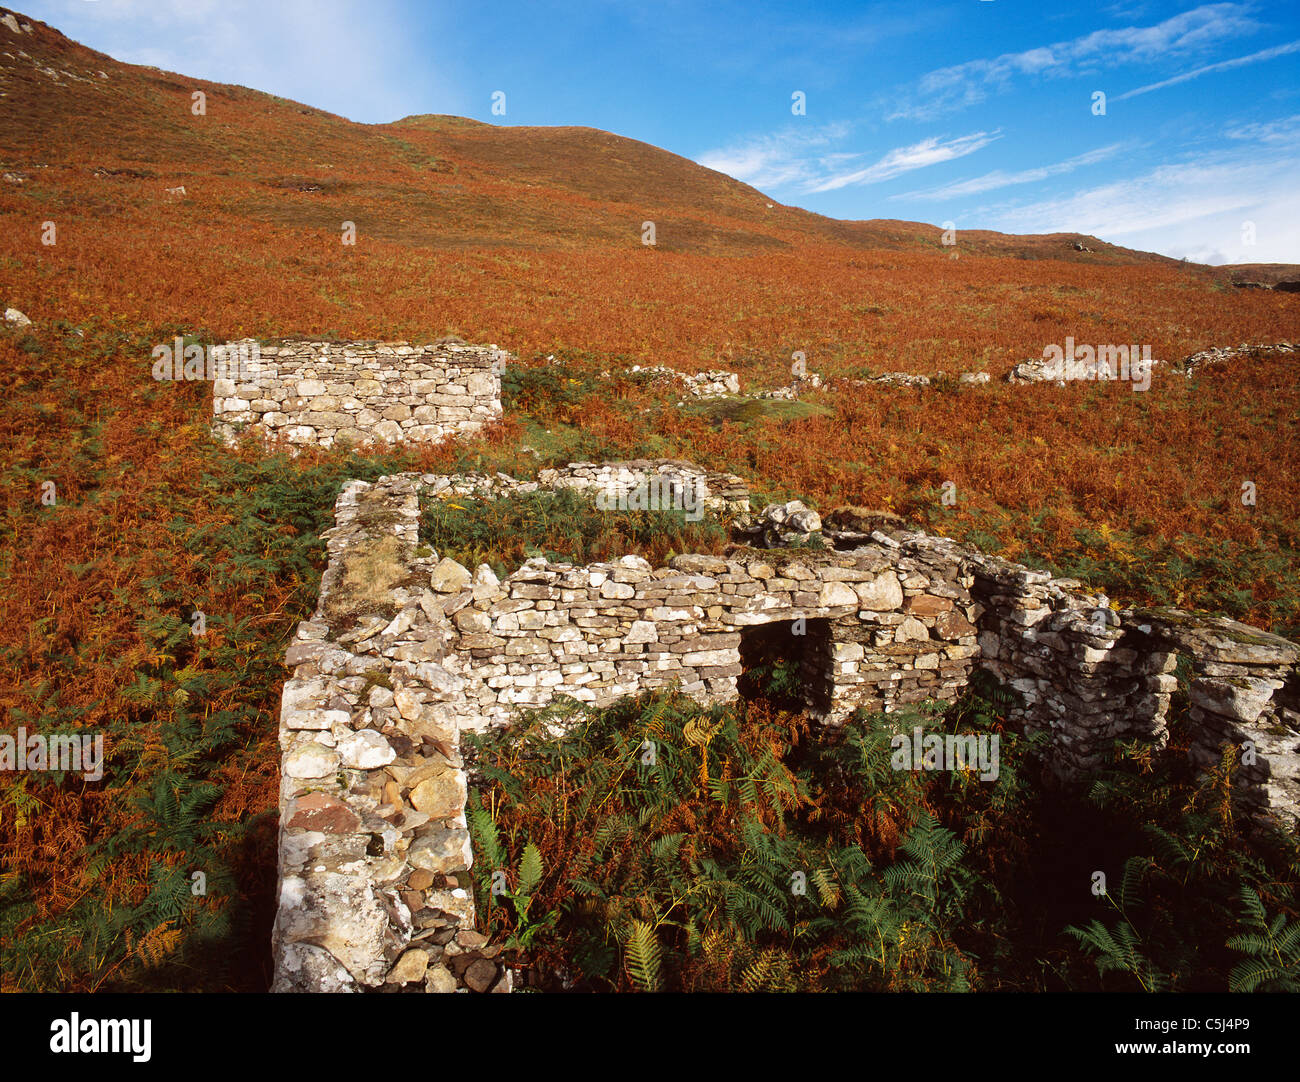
626 920 662 992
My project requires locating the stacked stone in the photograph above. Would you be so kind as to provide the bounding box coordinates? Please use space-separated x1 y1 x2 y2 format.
862 537 979 716
274 466 1300 991
1176 341 1297 378
835 373 938 389
1005 354 1165 385
835 372 989 389
1004 342 1299 384
439 553 740 727
628 364 740 397
422 471 541 500
428 536 982 732
866 372 933 387
818 536 980 722
539 459 751 516
274 476 511 994
1141 613 1299 828
212 339 504 449
968 555 1180 776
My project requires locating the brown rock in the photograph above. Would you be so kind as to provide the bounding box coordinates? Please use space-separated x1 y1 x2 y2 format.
464 958 499 993
425 963 458 994
407 869 435 891
386 948 430 985
935 611 977 640
456 928 488 949
409 769 465 817
905 594 954 616
285 792 361 834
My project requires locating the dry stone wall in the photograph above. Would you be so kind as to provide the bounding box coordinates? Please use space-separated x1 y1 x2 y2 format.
274 476 509 994
212 339 504 449
273 465 1300 992
971 555 1300 820
538 459 751 516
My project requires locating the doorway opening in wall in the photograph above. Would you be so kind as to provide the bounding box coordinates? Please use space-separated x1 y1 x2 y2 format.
737 618 833 715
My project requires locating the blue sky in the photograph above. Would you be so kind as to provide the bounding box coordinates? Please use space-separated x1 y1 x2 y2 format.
22 0 1300 263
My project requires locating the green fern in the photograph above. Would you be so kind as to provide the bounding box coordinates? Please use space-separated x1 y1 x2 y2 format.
468 802 505 869
518 842 544 897
1227 887 1300 992
626 920 662 992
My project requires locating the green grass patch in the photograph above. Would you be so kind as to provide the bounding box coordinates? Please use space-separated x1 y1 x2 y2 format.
419 488 729 579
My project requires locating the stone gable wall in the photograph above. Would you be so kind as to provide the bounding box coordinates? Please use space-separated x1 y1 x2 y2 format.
212 339 504 449
273 466 1300 993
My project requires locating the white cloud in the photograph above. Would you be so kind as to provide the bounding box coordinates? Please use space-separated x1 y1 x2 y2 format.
698 127 1000 194
22 0 464 123
889 2 1262 120
892 143 1131 201
1115 39 1300 100
973 150 1300 263
1226 113 1300 143
805 131 1002 192
696 123 853 191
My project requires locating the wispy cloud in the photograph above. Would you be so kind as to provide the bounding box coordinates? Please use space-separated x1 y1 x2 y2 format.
889 2 1262 120
698 128 1001 193
1115 38 1300 100
972 148 1300 263
891 143 1130 201
805 132 1002 192
696 123 853 191
1226 112 1300 143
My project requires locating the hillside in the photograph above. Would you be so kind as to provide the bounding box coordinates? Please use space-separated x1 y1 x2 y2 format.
3 4 1296 374
0 6 1298 994
0 9 1188 266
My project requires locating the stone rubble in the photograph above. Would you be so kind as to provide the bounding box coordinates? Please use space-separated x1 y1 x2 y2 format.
753 371 824 399
539 459 750 516
629 364 740 397
1176 341 1297 377
734 500 823 547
